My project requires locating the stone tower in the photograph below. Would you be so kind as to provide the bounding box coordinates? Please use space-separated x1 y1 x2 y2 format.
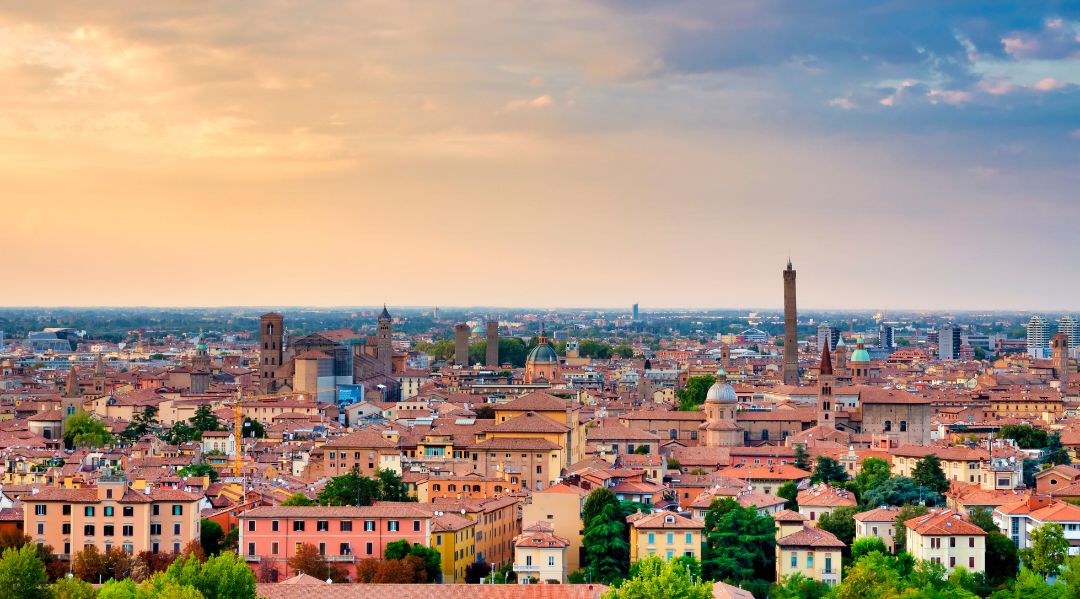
782 260 799 385
454 323 470 367
93 352 107 395
485 320 499 368
259 312 285 393
720 342 732 370
377 305 393 371
817 343 835 426
832 336 847 379
1051 333 1070 388
61 366 82 429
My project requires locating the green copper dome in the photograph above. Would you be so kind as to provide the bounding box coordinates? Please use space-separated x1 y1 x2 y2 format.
527 344 559 364
850 337 869 363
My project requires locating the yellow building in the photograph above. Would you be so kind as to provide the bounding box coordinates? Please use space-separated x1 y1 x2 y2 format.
521 482 588 573
432 494 520 567
628 511 703 562
775 521 844 586
431 512 476 583
513 521 570 583
904 510 986 574
492 391 587 466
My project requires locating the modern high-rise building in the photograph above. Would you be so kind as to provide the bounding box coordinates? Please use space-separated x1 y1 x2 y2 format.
1027 315 1049 359
782 261 799 385
817 324 840 352
1059 316 1079 348
878 324 894 350
632 303 639 320
938 325 961 360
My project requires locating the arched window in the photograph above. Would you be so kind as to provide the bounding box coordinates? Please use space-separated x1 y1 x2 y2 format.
761 429 769 441
884 420 892 432
899 421 907 432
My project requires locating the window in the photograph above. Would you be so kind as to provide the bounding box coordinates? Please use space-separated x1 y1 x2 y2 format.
63 505 71 516
526 555 533 566
340 521 352 532
950 556 956 567
248 542 255 556
883 420 892 432
36 522 43 535
949 537 955 548
104 506 114 517
969 556 975 568
436 536 442 546
104 525 115 537
648 532 655 545
433 484 441 492
84 525 95 536
317 521 329 532
152 505 160 516
63 524 71 534
548 555 555 566
340 543 351 555
388 521 399 532
413 520 421 532
824 557 832 573
806 554 814 568
174 523 181 535
293 521 305 532
271 542 279 555
85 506 95 517
272 520 279 532
34 505 46 516
172 505 183 516
969 537 975 548
791 553 798 568
123 525 133 537
364 520 375 532
152 542 159 554
123 507 133 517
319 543 326 555
686 533 693 544
366 542 373 555
666 532 674 545
150 524 162 535
899 421 907 432
248 520 256 532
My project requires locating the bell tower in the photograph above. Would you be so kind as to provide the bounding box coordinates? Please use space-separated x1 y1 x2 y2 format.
377 305 393 372
259 312 285 393
782 260 799 385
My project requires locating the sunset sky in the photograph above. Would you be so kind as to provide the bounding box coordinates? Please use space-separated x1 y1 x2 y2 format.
3 2 1079 310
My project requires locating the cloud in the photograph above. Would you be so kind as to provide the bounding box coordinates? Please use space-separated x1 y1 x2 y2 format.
1033 77 1067 91
829 97 855 110
503 95 554 111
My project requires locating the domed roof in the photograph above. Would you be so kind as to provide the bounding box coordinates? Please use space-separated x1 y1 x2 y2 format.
471 325 485 334
527 343 559 365
705 380 737 403
850 337 870 363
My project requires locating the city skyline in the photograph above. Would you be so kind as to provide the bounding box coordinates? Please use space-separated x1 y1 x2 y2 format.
3 2 1079 309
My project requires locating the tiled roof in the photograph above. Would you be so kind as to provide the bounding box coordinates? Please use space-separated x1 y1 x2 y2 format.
244 505 434 519
905 510 986 536
256 584 609 599
777 525 846 548
500 392 571 412
629 511 703 530
485 412 568 434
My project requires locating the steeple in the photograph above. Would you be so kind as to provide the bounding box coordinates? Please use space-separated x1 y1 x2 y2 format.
94 352 106 376
819 341 833 376
64 365 80 398
379 304 391 321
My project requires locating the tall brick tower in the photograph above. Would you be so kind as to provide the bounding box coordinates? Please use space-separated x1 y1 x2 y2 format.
783 260 799 385
377 305 393 371
259 312 285 393
454 323 470 367
485 320 499 368
1051 333 1070 388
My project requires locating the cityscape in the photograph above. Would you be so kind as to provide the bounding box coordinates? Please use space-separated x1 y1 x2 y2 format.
3 2 1080 599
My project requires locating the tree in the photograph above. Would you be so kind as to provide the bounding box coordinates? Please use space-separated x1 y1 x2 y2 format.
51 576 97 599
604 555 712 599
793 444 811 471
990 568 1066 599
376 469 411 501
894 504 929 552
464 560 491 584
613 345 634 359
200 520 224 556
189 405 220 436
777 481 799 511
863 476 943 508
73 545 106 582
160 552 256 599
63 411 112 449
384 543 440 583
849 537 888 562
810 457 849 485
240 418 265 439
177 463 218 483
98 579 138 599
1044 432 1071 466
969 507 998 533
912 455 950 495
583 502 630 583
999 425 1050 450
854 457 892 497
287 543 346 582
1021 523 1070 579
281 493 316 506
0 545 48 599
678 375 716 411
123 405 160 441
702 498 775 585
771 573 832 599
833 551 976 599
816 505 857 548
163 422 196 445
986 531 1021 586
582 487 621 530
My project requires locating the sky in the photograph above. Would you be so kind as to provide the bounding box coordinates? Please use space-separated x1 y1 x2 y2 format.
2 1 1079 311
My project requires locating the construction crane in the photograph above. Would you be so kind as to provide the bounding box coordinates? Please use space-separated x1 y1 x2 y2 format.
231 389 307 477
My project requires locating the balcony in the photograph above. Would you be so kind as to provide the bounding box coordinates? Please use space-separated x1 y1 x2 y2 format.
513 563 541 573
325 555 355 562
244 555 261 562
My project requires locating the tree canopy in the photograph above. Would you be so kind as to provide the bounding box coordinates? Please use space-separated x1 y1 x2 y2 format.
912 455 950 495
604 555 712 599
63 411 112 449
702 497 775 586
678 376 716 411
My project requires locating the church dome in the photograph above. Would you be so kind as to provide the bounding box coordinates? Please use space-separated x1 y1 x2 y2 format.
471 325 485 335
850 336 870 363
705 380 737 403
527 344 559 365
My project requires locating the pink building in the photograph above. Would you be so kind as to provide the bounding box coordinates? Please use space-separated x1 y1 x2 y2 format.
239 505 434 582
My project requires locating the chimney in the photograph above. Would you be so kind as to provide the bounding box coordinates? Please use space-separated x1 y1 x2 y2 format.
1027 495 1052 511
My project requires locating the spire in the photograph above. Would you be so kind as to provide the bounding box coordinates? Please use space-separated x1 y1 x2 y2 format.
819 342 833 376
65 365 80 398
379 304 391 321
